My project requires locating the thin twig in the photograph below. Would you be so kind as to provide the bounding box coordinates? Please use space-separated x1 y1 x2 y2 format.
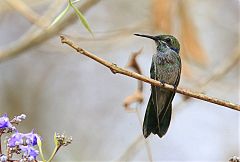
60 35 240 111
123 48 144 110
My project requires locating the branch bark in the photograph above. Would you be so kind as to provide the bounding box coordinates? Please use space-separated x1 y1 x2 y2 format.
60 35 240 111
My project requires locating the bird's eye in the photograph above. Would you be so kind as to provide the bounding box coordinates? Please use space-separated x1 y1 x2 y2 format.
165 38 172 44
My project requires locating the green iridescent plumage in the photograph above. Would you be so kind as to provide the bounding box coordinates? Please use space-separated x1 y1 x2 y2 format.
134 34 181 138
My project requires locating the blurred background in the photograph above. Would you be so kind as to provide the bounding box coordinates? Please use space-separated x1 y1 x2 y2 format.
0 0 239 161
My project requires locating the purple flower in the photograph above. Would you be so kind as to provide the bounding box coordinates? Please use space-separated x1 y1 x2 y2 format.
8 130 40 160
1 114 40 161
24 130 39 146
7 131 23 147
20 145 39 160
8 130 40 147
0 114 15 130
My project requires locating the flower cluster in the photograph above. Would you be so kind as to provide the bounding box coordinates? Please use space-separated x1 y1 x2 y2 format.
0 113 72 162
55 133 73 146
0 114 16 130
0 113 39 162
7 130 40 161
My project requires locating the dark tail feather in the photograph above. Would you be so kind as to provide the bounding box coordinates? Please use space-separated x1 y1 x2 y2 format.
143 94 173 138
157 105 172 138
143 94 159 138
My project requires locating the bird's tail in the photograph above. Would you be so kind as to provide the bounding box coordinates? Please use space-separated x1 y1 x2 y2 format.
158 104 172 137
143 94 158 138
143 94 172 138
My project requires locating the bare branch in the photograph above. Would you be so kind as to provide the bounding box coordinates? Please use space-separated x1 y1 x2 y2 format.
60 35 240 111
123 48 144 111
123 49 152 161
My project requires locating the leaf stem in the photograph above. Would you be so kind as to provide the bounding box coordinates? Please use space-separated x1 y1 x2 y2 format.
47 145 61 162
37 136 46 162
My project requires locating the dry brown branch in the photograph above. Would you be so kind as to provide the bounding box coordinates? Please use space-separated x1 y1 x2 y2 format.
125 48 143 91
60 35 240 111
123 48 144 111
123 49 152 161
123 90 144 113
0 0 100 61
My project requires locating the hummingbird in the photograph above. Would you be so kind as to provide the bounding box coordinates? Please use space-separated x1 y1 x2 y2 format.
134 33 181 138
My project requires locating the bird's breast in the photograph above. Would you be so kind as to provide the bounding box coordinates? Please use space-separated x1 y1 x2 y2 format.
152 54 180 85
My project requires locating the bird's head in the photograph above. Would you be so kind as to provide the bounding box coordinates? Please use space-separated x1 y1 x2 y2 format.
134 34 180 54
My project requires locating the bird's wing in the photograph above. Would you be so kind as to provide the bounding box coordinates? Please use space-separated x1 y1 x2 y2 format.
157 58 181 137
150 61 158 112
143 93 159 138
174 55 181 87
159 56 181 122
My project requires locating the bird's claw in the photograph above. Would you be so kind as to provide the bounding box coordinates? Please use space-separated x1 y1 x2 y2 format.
160 80 165 85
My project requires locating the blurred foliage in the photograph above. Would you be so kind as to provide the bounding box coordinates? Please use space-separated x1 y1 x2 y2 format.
152 0 208 76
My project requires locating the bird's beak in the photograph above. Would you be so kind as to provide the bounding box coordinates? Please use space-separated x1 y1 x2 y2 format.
134 33 157 41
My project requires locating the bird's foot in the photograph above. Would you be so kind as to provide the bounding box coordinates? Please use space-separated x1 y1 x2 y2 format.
173 85 178 92
159 80 166 86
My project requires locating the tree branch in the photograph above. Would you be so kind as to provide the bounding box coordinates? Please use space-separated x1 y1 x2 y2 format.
60 35 240 111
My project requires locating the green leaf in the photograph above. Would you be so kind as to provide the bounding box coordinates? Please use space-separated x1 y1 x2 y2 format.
49 3 71 28
37 136 46 162
69 0 93 34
